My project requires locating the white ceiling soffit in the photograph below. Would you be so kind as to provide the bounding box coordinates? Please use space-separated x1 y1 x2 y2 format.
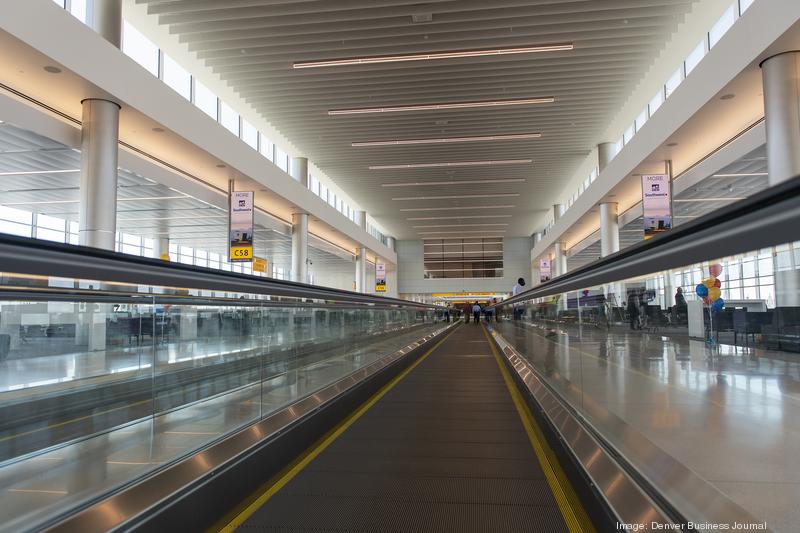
142 0 699 240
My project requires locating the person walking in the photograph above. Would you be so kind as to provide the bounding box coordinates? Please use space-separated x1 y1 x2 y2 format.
463 302 471 323
512 278 526 320
627 291 640 330
471 301 482 324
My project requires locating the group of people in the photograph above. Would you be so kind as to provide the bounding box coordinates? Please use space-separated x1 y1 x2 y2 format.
461 277 528 323
626 287 688 330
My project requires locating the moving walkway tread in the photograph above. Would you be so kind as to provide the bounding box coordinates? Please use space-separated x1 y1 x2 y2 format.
230 324 591 532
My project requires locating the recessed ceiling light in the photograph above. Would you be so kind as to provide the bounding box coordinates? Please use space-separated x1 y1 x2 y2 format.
407 214 513 220
43 66 62 74
216 164 226 168
392 193 519 201
383 178 525 187
352 133 541 147
330 98 554 116
152 127 165 133
400 205 515 212
294 43 573 69
370 159 532 170
720 94 735 100
666 142 678 147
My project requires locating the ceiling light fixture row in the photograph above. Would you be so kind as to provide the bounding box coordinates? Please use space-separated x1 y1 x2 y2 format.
352 132 541 147
370 159 532 170
383 178 525 187
392 193 519 201
329 97 554 116
294 43 573 69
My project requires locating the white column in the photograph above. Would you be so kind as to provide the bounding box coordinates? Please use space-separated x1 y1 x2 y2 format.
355 247 367 293
552 204 562 224
761 51 800 186
599 202 620 257
553 242 565 277
291 213 308 283
290 156 309 188
531 232 543 286
355 210 366 230
386 236 398 298
664 270 675 308
153 237 170 260
598 142 616 172
91 0 122 46
78 99 120 250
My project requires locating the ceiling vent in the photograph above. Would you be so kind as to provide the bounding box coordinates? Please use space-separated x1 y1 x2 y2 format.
411 12 433 23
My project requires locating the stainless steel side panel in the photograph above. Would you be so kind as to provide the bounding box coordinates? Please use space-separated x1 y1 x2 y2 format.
43 324 456 533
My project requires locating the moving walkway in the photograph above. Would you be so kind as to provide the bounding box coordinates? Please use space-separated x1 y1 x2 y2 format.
2 175 799 532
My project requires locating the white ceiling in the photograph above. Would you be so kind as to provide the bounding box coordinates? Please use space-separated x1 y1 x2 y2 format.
0 120 354 270
141 0 699 240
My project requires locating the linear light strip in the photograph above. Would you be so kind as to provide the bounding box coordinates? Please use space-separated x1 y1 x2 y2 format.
418 230 506 234
2 195 188 206
393 193 518 201
413 223 509 228
383 178 524 187
672 197 746 202
710 172 767 177
401 205 514 212
407 215 513 220
330 98 554 116
370 159 531 170
353 133 541 147
294 43 573 69
0 169 80 176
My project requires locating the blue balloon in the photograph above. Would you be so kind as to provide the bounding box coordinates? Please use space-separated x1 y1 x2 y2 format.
712 298 725 312
696 284 708 297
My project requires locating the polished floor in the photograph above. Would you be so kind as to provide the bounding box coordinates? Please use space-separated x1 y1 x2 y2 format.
494 318 798 532
0 323 448 533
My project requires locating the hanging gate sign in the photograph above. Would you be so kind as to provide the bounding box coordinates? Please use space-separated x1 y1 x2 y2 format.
229 191 254 262
641 174 672 240
375 262 387 292
539 258 551 283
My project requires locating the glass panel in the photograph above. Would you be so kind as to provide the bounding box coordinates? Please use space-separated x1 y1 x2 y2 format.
193 79 218 120
241 119 258 149
665 67 683 98
162 53 191 100
709 5 736 48
258 133 274 161
275 146 288 172
649 89 664 116
684 40 706 76
635 108 648 132
739 0 755 15
122 21 159 76
219 101 240 135
69 0 87 23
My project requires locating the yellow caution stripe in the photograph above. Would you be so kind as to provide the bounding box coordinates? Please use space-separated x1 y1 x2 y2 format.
217 324 461 532
482 325 595 533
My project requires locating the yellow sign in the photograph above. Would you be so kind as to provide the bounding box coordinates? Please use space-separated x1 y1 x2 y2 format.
230 246 253 260
159 252 170 261
375 282 386 292
253 257 267 273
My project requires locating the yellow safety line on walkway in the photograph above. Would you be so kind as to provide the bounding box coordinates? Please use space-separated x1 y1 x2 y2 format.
217 324 461 532
482 325 595 533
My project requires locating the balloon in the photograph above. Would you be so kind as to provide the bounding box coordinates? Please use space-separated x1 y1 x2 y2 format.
703 296 712 305
708 287 721 301
712 298 725 311
703 278 716 289
709 263 723 277
696 284 709 297
714 278 721 288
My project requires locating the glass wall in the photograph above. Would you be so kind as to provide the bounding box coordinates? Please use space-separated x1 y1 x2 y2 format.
0 270 449 532
494 236 799 531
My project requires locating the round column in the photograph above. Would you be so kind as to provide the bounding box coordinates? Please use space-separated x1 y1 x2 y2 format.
290 157 309 188
92 0 122 47
355 247 367 293
599 202 620 257
598 142 616 172
153 237 170 261
761 51 800 185
291 213 308 283
79 98 120 250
